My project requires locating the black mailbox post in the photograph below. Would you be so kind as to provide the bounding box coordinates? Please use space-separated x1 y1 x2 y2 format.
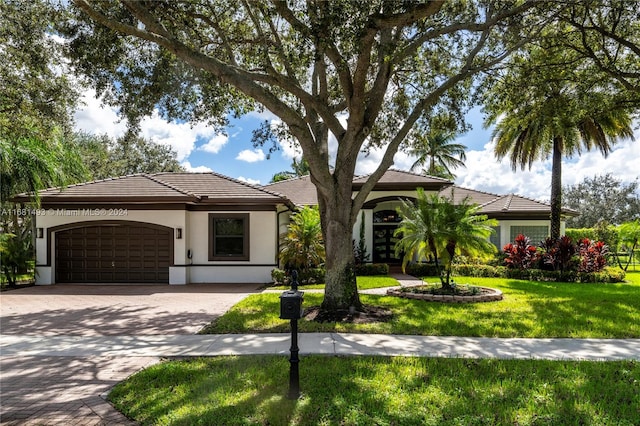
279 290 304 319
279 271 304 399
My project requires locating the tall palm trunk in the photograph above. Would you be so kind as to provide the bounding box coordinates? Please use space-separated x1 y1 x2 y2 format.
550 136 563 240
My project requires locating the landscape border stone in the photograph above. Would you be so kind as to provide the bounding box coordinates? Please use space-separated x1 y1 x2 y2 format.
386 287 503 303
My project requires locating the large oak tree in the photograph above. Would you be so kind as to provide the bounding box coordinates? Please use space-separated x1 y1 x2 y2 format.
60 0 556 313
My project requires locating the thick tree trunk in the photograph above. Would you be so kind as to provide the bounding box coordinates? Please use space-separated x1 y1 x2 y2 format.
550 137 563 241
318 179 362 313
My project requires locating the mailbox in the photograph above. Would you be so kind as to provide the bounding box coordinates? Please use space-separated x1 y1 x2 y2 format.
280 290 304 320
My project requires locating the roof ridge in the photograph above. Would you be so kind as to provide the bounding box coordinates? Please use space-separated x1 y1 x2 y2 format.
148 173 200 199
205 171 293 200
390 168 452 182
28 173 150 196
443 184 502 208
262 174 311 187
501 193 514 211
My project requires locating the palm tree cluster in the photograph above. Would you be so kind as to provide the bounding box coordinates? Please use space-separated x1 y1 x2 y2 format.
394 188 497 290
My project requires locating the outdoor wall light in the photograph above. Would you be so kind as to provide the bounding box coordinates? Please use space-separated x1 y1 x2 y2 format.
176 227 183 239
36 228 44 239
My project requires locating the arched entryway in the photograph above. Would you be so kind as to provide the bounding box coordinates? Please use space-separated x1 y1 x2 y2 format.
363 196 416 266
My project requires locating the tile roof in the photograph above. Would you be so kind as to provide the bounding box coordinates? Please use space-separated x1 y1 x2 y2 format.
21 173 290 206
439 186 579 217
265 169 453 206
353 169 451 186
262 175 318 206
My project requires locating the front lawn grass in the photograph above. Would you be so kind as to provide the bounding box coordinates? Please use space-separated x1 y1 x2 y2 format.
201 276 640 338
109 355 640 426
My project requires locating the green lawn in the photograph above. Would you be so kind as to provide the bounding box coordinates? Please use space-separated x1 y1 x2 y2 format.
113 273 640 425
202 275 640 338
109 355 640 426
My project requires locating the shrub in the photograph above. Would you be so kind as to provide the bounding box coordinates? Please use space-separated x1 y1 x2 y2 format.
270 267 326 285
271 268 287 285
452 264 502 277
539 236 578 272
503 234 539 270
577 238 608 273
355 263 389 276
406 263 440 277
565 228 598 241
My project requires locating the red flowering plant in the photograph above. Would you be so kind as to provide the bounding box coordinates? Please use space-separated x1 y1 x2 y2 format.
503 234 539 270
578 238 608 273
540 236 578 272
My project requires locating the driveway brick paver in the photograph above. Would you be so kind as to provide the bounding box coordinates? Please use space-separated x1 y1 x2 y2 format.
0 284 261 425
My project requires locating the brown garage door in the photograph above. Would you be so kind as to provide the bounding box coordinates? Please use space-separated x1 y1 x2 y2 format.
56 222 172 283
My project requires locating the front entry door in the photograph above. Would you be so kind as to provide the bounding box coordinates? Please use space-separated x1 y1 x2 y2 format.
372 225 401 264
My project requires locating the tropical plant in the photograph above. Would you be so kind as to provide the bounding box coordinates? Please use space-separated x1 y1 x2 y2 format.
270 157 310 183
485 39 635 240
1 133 89 287
578 238 608 273
503 234 539 271
395 188 497 290
279 206 325 275
540 236 578 272
407 128 467 180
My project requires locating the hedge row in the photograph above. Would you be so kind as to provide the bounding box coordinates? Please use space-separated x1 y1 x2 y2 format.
407 263 626 283
271 263 390 285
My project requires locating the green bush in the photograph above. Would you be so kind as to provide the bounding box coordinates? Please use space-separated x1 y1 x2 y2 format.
565 228 598 241
271 267 326 285
403 261 627 283
406 263 440 277
452 263 503 277
355 263 389 276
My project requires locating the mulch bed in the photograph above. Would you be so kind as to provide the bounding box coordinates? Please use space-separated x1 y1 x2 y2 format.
304 305 393 324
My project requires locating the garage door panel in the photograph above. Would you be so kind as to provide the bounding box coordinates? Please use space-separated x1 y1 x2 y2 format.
56 222 172 284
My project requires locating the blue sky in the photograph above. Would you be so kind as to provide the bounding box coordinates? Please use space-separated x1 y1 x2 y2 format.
74 88 639 201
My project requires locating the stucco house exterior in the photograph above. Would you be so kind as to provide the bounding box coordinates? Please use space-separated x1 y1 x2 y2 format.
18 169 576 285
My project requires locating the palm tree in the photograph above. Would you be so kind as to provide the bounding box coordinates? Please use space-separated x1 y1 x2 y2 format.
491 96 633 240
0 131 88 287
279 206 325 275
486 43 634 240
394 188 497 290
408 130 467 180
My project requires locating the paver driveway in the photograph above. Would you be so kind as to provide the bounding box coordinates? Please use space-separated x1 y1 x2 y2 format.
0 283 261 425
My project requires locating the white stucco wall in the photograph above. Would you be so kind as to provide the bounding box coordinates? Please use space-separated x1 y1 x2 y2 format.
183 210 278 283
34 208 280 285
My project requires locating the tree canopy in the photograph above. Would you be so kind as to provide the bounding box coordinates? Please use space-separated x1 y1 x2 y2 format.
0 0 79 140
59 0 564 312
564 174 640 228
73 132 185 180
483 23 635 240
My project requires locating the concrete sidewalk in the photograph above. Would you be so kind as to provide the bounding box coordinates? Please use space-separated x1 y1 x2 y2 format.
2 333 639 361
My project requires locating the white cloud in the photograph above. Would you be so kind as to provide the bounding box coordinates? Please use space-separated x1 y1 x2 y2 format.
74 88 226 162
74 89 127 138
198 134 229 154
237 176 261 185
236 148 265 163
455 132 640 201
349 128 639 203
181 161 213 173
